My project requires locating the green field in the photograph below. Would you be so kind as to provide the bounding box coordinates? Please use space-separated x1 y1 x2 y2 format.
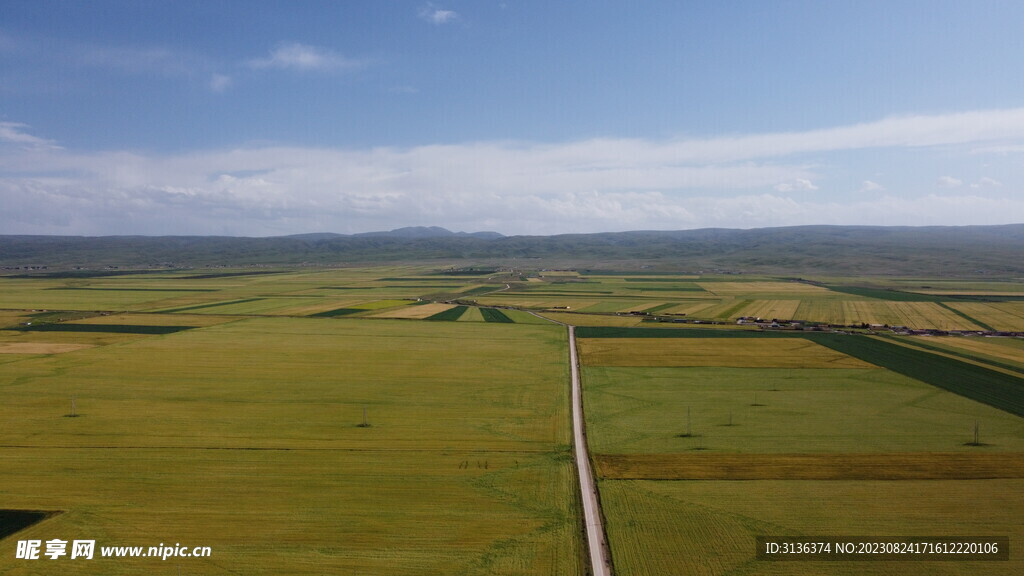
0 311 583 575
600 479 1024 576
578 321 1024 576
1 265 1022 575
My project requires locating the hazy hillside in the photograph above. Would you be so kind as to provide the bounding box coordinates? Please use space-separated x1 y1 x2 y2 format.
3 224 1024 276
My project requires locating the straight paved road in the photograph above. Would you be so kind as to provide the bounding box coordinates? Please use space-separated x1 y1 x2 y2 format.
568 325 612 576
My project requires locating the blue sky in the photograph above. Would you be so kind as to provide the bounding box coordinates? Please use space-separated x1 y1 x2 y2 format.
2 1 1024 236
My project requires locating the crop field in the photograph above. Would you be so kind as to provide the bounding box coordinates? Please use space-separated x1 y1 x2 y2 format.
0 278 207 310
596 452 1024 480
426 305 468 321
598 448 1024 479
581 366 1024 454
599 479 1024 576
904 335 1024 370
658 300 720 316
734 299 801 320
493 309 554 325
946 301 1024 331
349 298 418 310
792 300 987 329
67 313 237 328
2 266 1023 575
480 308 514 323
457 306 485 322
0 306 583 574
579 321 1024 576
698 281 834 297
476 295 612 311
578 301 645 313
537 311 645 327
370 302 457 319
4 448 581 576
578 337 874 368
0 342 95 354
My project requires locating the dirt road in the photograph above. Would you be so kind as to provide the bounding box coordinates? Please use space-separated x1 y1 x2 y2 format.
568 325 612 576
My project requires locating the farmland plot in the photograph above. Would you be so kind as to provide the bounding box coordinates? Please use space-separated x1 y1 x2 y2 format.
737 299 801 320
582 366 1024 454
0 317 583 575
698 281 834 297
578 338 873 369
581 326 1024 576
946 302 1024 332
600 479 1024 576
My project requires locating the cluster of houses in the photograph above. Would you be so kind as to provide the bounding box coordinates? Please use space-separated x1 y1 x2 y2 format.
629 313 1023 338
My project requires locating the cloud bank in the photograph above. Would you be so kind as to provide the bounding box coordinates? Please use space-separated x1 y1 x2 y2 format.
2 108 1023 236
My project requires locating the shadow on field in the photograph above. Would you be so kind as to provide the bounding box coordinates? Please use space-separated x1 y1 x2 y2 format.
0 510 61 540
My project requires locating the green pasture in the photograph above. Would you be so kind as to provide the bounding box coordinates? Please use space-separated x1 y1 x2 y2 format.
0 317 582 574
583 366 1024 454
600 478 1024 576
4 449 581 576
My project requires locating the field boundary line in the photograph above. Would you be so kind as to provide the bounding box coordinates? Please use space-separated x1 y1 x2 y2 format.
596 452 1024 481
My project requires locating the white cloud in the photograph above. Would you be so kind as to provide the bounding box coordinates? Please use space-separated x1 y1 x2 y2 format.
247 43 362 72
209 73 232 93
419 4 459 24
652 107 1024 164
3 107 1024 235
0 122 60 150
971 176 1002 188
858 180 884 193
773 178 818 192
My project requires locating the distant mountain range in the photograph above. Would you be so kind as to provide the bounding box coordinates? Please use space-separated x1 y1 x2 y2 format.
286 226 505 241
3 224 1024 276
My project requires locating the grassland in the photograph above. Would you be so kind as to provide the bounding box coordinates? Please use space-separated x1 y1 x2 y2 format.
0 308 583 574
581 366 1024 454
600 479 1024 576
2 265 1023 575
578 320 1024 576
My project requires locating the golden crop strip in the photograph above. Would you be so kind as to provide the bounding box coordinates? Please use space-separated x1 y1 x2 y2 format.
577 337 874 368
595 452 1024 480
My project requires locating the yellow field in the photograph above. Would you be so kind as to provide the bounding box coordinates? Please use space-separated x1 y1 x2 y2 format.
578 337 874 368
0 309 31 327
792 300 986 329
0 342 95 354
536 312 645 327
370 302 456 319
917 290 1024 296
0 328 147 347
661 301 720 316
698 281 832 295
596 452 1024 480
475 296 601 310
65 312 238 327
264 298 367 316
736 299 801 320
946 302 1024 331
913 335 1024 366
